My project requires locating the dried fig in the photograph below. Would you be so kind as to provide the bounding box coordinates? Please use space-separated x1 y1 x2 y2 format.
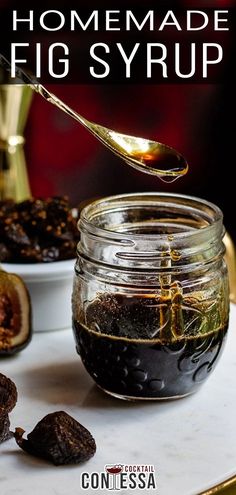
15 411 96 465
0 373 18 443
0 197 79 263
0 414 12 442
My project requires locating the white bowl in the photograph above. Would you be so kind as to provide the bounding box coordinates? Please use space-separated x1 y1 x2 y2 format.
2 259 76 332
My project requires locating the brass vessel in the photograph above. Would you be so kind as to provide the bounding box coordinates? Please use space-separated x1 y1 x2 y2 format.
0 82 33 201
224 233 236 304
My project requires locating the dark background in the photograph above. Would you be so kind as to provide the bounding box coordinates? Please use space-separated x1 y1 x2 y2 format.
1 0 236 239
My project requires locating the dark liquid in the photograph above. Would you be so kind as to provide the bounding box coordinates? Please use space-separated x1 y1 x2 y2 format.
132 148 186 172
73 294 228 399
130 147 188 183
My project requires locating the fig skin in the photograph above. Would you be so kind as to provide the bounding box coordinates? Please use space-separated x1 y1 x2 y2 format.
0 271 32 356
0 372 18 415
0 414 13 443
0 373 18 443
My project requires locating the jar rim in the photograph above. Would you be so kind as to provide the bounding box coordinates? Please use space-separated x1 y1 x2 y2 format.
79 192 223 242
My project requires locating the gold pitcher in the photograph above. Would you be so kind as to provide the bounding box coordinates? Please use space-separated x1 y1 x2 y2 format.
0 79 33 202
224 233 236 304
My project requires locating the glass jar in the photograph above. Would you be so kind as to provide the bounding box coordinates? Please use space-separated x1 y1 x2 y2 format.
72 193 229 400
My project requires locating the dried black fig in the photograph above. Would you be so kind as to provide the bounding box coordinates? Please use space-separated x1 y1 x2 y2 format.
14 411 96 465
0 270 32 355
0 197 79 263
0 373 17 415
0 414 13 442
0 373 18 443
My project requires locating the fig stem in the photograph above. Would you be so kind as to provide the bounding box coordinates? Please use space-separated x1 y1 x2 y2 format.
14 427 25 446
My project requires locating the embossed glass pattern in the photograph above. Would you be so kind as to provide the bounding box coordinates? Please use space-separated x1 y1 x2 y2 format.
72 193 229 400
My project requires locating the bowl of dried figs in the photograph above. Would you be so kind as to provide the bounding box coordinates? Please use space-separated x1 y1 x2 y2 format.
0 196 79 332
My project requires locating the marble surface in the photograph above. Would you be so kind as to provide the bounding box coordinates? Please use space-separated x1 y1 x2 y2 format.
1 306 236 495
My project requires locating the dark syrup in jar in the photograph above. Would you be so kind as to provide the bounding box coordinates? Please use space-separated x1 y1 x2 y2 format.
73 294 228 399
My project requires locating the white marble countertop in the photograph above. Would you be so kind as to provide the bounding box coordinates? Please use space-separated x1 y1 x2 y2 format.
1 306 236 495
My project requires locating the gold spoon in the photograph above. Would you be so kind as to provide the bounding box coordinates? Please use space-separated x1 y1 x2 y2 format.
0 54 188 182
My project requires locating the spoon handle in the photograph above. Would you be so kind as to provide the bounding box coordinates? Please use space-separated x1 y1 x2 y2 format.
0 54 91 131
36 85 92 131
0 54 189 181
0 54 117 158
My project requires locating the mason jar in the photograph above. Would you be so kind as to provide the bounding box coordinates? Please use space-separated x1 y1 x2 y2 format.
72 193 229 400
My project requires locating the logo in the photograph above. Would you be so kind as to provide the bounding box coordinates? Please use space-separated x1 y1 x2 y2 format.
80 463 157 491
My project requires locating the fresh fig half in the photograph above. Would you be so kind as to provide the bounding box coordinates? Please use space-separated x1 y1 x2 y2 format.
0 270 32 355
